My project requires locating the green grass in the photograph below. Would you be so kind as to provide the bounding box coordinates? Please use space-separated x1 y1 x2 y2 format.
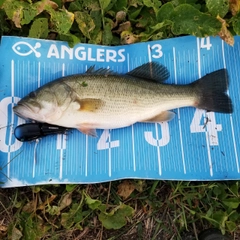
1 0 240 239
0 181 240 239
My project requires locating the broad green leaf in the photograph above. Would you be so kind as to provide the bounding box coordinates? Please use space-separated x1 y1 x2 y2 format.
34 0 58 15
84 0 101 10
61 203 84 229
232 12 240 35
59 33 80 47
0 9 9 33
68 0 83 12
46 8 74 34
3 0 37 28
85 195 102 210
74 11 95 39
61 212 75 229
212 210 228 230
128 6 143 20
28 18 48 39
151 31 164 40
226 221 236 232
99 0 111 11
128 0 143 8
88 30 102 44
113 0 127 11
230 182 239 197
98 204 134 229
20 212 45 240
102 18 113 45
32 186 41 193
213 185 223 196
0 0 6 7
105 0 117 12
157 2 174 22
143 0 161 14
228 211 239 222
135 6 157 28
65 184 77 192
51 0 61 7
21 6 38 25
170 4 221 37
222 198 240 209
206 0 229 18
171 0 200 9
47 205 60 215
138 21 170 41
91 10 102 29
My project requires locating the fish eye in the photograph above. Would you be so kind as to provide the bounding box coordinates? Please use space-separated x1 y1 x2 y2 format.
29 91 36 98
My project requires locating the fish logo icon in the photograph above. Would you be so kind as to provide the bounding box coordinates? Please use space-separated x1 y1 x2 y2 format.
12 42 41 58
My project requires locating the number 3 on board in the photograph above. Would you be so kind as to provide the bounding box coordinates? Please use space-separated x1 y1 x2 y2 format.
148 44 163 58
190 109 222 146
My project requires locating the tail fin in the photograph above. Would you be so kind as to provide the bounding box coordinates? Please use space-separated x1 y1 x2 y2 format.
192 69 233 113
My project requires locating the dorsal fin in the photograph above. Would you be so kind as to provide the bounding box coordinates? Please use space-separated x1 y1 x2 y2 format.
85 66 116 75
127 62 170 82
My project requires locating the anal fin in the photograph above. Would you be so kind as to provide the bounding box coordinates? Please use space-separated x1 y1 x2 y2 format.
141 111 175 123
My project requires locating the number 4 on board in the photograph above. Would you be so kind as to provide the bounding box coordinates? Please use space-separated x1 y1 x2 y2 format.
200 37 212 50
190 109 222 146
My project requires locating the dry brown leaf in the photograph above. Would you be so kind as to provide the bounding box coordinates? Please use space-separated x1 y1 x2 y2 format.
22 200 36 213
11 227 22 240
36 0 58 15
37 194 57 210
229 0 240 15
12 8 22 28
59 192 72 211
217 16 234 46
0 225 7 232
113 21 131 34
117 180 136 199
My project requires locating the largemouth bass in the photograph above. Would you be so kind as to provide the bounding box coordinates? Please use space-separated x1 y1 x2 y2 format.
13 62 233 136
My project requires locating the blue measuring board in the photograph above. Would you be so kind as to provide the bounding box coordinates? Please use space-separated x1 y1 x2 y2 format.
0 36 239 187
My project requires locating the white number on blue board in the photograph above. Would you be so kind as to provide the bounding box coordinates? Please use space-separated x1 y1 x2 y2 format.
200 37 212 50
149 44 163 58
97 129 120 150
0 97 24 152
144 122 170 147
190 109 222 146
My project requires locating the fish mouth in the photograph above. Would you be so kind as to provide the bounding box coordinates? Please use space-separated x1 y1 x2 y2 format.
13 103 37 121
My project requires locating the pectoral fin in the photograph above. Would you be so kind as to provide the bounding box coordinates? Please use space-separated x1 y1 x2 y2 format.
77 126 97 137
76 98 104 112
141 111 175 123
